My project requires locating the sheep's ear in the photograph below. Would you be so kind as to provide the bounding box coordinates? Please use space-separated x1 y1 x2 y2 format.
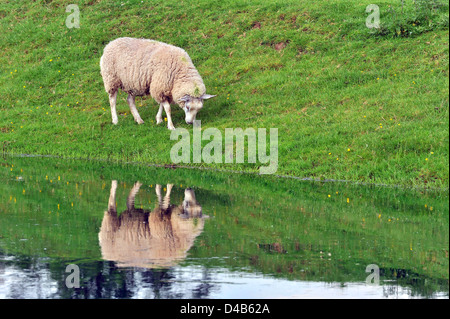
200 94 216 100
178 95 192 103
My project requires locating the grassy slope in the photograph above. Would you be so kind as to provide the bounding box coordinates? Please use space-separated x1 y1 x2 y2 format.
0 0 448 189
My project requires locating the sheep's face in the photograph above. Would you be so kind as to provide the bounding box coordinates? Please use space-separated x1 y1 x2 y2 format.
179 94 216 125
183 98 203 125
182 188 202 217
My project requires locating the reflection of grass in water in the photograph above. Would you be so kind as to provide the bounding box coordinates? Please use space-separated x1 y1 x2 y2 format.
196 189 448 279
0 156 448 297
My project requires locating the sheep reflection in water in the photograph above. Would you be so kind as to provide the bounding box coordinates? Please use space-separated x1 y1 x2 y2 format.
99 181 205 268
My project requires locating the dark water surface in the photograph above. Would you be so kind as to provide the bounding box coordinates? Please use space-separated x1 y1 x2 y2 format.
0 156 448 299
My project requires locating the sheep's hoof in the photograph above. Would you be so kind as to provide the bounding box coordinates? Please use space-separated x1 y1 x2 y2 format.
112 120 118 125
168 125 176 130
136 119 144 125
156 118 163 125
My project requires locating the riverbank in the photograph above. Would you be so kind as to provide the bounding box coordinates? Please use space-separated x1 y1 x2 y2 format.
0 0 448 189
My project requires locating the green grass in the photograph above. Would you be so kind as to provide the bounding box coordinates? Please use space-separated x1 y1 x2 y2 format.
0 0 448 189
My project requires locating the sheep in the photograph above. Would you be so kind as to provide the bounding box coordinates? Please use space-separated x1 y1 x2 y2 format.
100 37 216 130
98 181 205 268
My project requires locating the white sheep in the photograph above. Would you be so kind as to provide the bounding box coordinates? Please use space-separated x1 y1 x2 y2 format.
99 181 205 268
100 37 216 130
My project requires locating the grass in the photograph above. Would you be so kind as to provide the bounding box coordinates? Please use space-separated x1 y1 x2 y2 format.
0 0 448 189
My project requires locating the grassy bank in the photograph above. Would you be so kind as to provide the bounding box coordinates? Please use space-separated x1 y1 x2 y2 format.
0 0 448 189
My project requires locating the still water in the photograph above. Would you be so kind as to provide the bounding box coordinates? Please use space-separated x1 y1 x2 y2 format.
0 156 448 299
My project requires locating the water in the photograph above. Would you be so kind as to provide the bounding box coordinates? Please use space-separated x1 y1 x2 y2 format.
0 156 448 299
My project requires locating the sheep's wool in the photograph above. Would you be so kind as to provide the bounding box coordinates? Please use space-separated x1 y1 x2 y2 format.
100 37 206 105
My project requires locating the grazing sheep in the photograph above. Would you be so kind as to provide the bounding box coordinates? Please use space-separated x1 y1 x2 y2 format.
100 37 216 130
99 181 205 268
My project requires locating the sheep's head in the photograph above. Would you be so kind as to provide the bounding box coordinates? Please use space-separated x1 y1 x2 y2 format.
178 94 216 124
181 188 202 218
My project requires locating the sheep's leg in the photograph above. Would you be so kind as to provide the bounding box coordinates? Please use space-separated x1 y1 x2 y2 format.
109 91 118 125
162 101 175 130
155 184 162 205
127 94 144 124
108 180 118 213
156 184 173 209
156 104 163 125
126 181 143 211
162 184 173 209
